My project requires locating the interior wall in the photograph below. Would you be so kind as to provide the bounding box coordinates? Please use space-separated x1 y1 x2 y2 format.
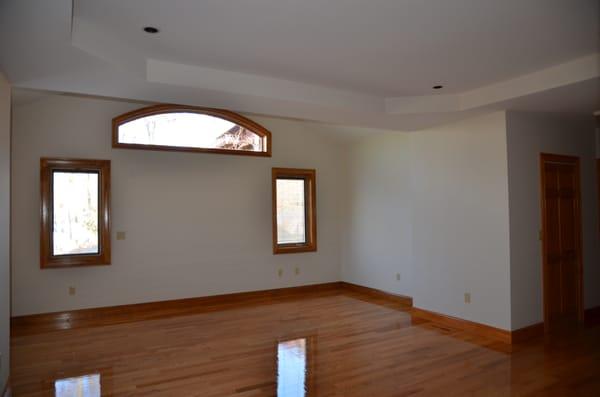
341 133 413 297
341 112 512 330
506 111 599 330
0 72 10 392
409 112 512 330
11 93 347 316
12 92 596 333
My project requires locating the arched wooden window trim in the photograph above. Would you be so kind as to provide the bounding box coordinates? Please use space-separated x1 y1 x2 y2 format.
112 104 272 157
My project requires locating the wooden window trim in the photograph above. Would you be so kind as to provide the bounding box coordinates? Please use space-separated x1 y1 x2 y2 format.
272 168 317 254
40 158 111 268
112 104 272 157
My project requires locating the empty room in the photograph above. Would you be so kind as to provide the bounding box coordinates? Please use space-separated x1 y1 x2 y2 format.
1 0 599 396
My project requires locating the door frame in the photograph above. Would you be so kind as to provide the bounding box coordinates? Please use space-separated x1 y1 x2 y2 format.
597 159 600 235
539 153 584 330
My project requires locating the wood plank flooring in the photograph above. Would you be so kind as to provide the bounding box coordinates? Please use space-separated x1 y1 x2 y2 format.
10 289 600 396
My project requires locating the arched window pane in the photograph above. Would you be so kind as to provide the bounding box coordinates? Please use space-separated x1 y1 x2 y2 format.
113 105 271 156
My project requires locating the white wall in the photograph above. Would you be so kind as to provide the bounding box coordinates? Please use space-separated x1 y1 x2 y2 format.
506 111 599 330
341 133 413 297
12 92 596 334
0 72 10 393
0 72 10 392
409 112 512 330
342 112 512 330
11 94 347 316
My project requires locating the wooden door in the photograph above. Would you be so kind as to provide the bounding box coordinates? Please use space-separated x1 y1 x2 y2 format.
540 154 583 328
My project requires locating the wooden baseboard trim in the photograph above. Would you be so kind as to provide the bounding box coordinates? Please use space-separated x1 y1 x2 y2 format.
339 282 413 307
510 322 544 344
12 282 344 336
11 280 546 345
12 281 414 336
585 306 600 327
411 307 546 344
411 307 511 344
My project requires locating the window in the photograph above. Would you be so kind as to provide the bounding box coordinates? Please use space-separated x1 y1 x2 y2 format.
40 158 111 268
112 104 272 157
272 168 316 254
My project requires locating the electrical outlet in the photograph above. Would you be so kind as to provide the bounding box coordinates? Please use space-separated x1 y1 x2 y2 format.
396 273 401 281
295 267 300 275
69 286 76 296
116 231 126 240
464 292 471 304
278 268 283 278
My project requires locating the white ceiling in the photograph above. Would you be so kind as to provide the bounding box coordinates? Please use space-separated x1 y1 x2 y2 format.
0 0 598 131
74 0 599 96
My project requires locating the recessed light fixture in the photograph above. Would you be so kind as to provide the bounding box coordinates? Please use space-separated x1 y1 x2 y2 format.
432 85 443 90
143 26 159 34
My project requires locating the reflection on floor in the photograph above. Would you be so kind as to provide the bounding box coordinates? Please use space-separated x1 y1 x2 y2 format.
277 339 308 397
10 290 600 396
55 374 101 397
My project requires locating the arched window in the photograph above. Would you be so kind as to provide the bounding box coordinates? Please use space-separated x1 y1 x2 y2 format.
112 105 272 157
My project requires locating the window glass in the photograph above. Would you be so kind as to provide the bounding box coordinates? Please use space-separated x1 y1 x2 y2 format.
118 113 264 152
272 168 316 254
52 171 99 256
276 179 306 244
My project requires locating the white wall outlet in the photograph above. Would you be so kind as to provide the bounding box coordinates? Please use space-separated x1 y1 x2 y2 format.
278 268 283 278
116 231 126 240
295 267 300 275
464 292 471 304
396 273 401 281
69 286 76 296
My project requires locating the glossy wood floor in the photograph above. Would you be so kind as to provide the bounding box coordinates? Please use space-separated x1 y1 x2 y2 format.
11 290 600 396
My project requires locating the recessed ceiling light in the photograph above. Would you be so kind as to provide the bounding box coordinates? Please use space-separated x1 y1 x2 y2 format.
143 26 159 34
432 85 443 90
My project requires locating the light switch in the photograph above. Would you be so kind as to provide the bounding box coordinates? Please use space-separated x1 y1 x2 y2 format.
116 231 126 240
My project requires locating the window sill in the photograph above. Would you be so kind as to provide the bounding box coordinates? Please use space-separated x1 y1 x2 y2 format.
273 244 317 255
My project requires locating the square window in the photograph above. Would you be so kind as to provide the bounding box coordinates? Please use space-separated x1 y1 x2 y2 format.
272 168 316 254
41 158 111 268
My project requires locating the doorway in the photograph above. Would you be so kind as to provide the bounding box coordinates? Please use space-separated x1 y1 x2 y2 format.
540 153 584 330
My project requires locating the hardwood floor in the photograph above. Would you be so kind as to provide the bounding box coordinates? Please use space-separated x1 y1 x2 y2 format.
11 289 600 396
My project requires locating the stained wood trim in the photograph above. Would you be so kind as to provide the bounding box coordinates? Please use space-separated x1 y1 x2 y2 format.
510 323 545 344
11 282 412 336
112 104 272 157
13 280 540 345
272 168 317 254
539 153 584 328
597 159 600 235
410 307 512 344
40 158 111 268
11 282 344 336
340 282 413 307
584 306 600 327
